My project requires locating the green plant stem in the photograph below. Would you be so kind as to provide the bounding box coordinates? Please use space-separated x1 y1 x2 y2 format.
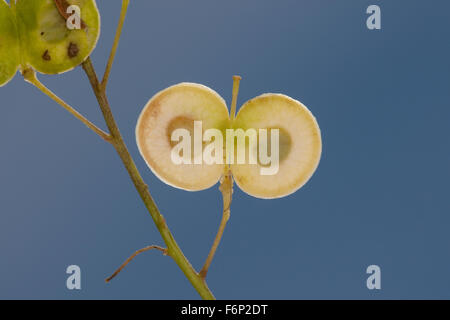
22 1 217 299
21 68 111 143
199 76 241 278
101 0 130 90
199 169 233 278
230 75 241 121
81 57 215 300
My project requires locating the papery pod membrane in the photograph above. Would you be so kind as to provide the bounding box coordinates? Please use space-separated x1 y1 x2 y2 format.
136 83 230 191
231 94 322 199
16 0 100 74
0 0 20 87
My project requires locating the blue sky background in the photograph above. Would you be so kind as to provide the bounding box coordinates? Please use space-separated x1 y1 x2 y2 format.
1 0 449 299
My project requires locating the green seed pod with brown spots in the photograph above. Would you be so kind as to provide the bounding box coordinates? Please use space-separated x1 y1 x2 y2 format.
16 0 100 74
0 0 20 87
0 0 100 84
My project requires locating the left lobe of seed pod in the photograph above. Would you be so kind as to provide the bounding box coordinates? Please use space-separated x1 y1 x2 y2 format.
0 0 20 87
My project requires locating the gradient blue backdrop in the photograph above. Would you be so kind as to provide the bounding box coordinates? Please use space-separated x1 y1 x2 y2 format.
1 0 449 299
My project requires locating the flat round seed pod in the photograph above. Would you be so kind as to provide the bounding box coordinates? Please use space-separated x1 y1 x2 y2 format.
16 0 100 74
136 83 230 191
0 0 20 87
231 94 322 199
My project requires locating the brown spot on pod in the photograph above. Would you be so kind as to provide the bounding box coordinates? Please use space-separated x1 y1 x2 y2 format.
68 42 79 58
42 50 51 61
